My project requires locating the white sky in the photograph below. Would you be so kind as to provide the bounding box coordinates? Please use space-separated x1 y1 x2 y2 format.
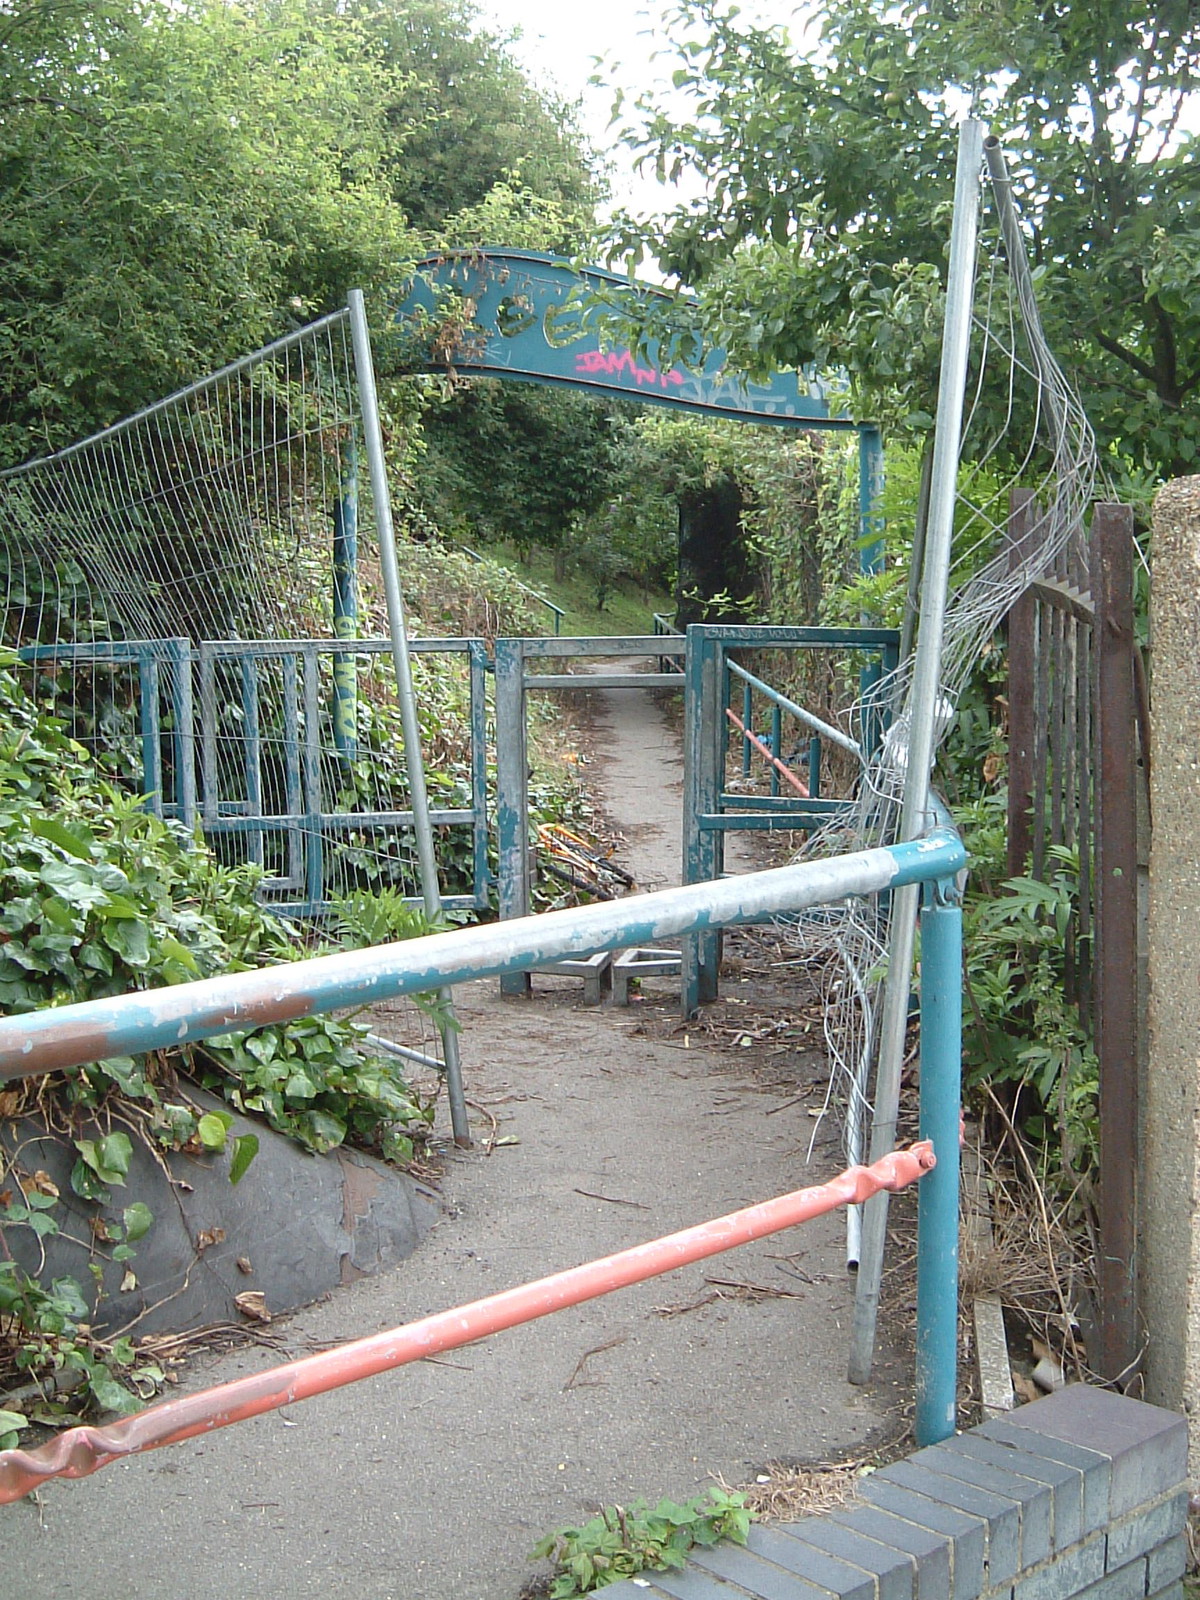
477 0 805 218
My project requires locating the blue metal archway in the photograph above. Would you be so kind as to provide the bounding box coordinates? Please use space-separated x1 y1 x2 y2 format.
392 248 882 563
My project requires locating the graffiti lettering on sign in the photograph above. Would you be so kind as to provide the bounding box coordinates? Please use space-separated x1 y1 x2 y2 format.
573 349 686 390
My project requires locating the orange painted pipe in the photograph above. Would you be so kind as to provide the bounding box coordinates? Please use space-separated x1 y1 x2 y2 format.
0 1143 933 1503
725 707 811 797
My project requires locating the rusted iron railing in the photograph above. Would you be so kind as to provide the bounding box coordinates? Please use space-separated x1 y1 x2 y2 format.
1006 492 1142 1386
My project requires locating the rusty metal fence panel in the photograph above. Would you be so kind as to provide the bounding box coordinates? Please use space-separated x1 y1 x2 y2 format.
1006 494 1142 1386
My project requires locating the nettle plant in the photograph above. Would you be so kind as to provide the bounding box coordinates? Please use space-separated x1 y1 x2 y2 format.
956 795 1099 1189
0 658 434 1434
531 1490 755 1596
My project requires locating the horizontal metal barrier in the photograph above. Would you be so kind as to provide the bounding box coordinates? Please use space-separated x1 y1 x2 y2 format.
0 828 965 1456
0 1144 933 1503
0 831 964 1082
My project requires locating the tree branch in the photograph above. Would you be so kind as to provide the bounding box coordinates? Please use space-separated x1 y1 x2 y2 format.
1094 329 1158 385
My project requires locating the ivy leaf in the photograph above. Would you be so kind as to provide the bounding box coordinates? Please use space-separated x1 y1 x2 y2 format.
31 815 94 859
0 1409 27 1449
122 1201 154 1242
196 1112 232 1150
228 1133 259 1186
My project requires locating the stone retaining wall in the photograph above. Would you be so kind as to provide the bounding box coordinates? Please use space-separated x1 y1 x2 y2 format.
604 1387 1188 1600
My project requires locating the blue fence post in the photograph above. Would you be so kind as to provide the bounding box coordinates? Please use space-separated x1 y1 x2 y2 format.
681 627 722 1014
494 637 531 996
915 874 963 1446
332 437 359 762
742 680 753 776
468 641 492 910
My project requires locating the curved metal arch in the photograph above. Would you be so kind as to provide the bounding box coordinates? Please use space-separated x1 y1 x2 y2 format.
392 249 864 432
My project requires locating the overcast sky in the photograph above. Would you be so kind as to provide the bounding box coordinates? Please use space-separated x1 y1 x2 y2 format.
477 1 806 218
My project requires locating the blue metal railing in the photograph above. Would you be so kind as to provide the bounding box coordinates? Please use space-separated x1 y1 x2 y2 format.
681 623 901 1014
0 829 965 1445
18 636 492 917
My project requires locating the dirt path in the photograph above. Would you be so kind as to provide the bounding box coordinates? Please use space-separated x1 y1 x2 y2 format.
0 666 892 1600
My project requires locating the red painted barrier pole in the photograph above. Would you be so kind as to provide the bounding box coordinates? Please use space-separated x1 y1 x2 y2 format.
0 1144 933 1502
724 707 811 797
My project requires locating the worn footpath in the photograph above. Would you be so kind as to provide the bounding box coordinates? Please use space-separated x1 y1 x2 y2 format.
0 664 894 1600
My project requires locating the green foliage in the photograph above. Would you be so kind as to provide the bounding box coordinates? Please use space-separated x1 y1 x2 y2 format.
957 798 1098 1185
0 657 439 1417
0 0 410 464
610 0 1200 481
0 658 431 1159
1 1169 166 1435
342 0 600 238
416 381 617 555
0 0 599 467
531 1489 754 1595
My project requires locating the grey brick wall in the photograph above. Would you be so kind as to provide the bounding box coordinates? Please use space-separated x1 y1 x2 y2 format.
602 1388 1188 1600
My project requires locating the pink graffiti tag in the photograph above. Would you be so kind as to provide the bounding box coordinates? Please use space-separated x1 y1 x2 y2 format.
573 349 685 390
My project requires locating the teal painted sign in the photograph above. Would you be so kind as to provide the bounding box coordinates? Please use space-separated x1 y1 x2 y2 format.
395 251 853 430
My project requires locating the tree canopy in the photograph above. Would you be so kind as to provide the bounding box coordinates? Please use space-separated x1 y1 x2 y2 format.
0 0 597 465
611 0 1200 481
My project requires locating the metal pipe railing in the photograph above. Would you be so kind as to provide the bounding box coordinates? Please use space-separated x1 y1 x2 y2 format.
725 657 862 759
724 706 810 797
0 834 965 1082
0 1143 933 1503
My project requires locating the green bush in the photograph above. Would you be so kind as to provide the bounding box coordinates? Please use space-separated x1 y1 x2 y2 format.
0 657 437 1428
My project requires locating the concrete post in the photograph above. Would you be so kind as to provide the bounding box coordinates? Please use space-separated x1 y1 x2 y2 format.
1144 476 1200 1458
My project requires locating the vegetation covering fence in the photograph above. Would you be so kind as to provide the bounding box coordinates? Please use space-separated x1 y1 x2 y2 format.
1005 493 1144 1386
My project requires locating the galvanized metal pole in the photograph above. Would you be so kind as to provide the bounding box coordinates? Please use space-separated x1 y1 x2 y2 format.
331 436 359 762
347 289 470 1148
849 117 984 1383
915 879 963 1443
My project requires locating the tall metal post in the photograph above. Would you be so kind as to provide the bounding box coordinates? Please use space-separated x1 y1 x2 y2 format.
849 118 984 1383
681 626 723 1015
1091 503 1139 1387
915 877 963 1444
494 637 533 997
858 426 886 754
347 290 470 1148
332 436 359 762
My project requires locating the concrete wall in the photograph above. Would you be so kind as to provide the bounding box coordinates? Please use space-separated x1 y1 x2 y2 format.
1145 476 1200 1446
603 1387 1187 1600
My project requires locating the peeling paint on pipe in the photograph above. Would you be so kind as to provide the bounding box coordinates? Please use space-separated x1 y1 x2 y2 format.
0 1143 933 1502
0 832 964 1082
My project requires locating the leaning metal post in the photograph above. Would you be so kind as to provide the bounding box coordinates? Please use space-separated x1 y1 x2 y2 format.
849 117 984 1384
915 876 964 1444
331 435 359 762
347 290 469 1148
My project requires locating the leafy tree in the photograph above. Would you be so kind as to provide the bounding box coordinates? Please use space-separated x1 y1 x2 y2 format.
416 380 617 554
0 0 410 462
331 0 601 239
611 0 1200 480
0 0 600 466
